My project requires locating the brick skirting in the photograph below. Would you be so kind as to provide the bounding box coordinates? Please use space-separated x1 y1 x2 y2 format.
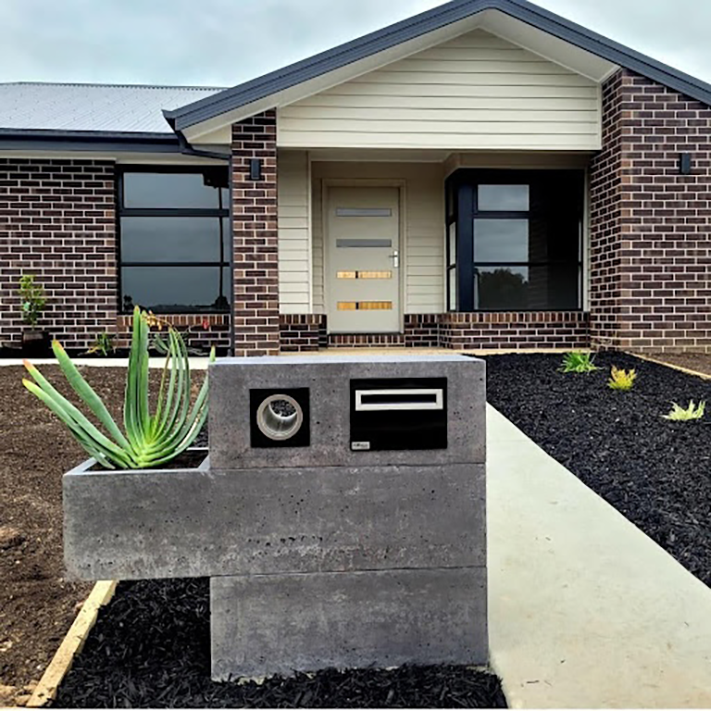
115 314 231 354
439 312 590 350
279 314 326 352
278 312 590 351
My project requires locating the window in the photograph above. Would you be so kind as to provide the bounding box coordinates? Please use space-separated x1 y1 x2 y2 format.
118 168 230 313
446 170 584 312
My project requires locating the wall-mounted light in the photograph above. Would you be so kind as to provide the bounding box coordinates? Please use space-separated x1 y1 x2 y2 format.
679 153 693 175
249 158 263 181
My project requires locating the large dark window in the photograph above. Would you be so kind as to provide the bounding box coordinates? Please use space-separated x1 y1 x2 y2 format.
118 168 230 314
446 170 584 312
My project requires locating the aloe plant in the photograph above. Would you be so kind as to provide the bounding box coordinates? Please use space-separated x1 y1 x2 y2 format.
22 307 215 470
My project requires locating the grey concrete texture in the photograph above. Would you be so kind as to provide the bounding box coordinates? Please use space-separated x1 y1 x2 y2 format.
208 354 486 470
211 567 488 680
64 461 485 581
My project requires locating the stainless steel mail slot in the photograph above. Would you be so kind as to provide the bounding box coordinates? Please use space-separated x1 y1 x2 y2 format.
350 378 447 451
355 389 444 412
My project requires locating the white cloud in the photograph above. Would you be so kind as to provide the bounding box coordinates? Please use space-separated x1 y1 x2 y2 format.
0 0 708 87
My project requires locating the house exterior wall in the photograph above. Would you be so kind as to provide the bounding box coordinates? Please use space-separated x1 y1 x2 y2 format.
311 161 446 315
278 29 601 151
589 68 711 353
0 158 118 350
278 150 311 314
231 110 281 356
0 158 234 353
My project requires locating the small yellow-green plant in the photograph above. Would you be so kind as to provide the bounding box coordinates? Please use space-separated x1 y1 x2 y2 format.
608 366 637 391
86 332 116 357
663 400 706 421
559 351 598 373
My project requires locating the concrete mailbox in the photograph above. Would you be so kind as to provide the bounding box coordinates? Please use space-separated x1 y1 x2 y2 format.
64 354 487 681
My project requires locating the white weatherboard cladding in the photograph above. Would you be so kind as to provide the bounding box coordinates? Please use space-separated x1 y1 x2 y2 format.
278 151 311 314
311 162 445 315
278 29 601 151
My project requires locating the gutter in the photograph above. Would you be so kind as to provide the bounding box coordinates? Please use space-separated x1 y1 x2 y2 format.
163 114 229 162
0 128 185 153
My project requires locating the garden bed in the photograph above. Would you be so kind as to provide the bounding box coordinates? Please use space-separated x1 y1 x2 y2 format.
54 578 506 709
0 365 203 703
485 352 711 588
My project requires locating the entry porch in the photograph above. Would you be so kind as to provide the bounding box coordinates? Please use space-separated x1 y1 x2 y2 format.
276 149 592 352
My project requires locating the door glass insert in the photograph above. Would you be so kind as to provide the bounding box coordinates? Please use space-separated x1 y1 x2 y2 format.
337 239 393 249
336 208 392 217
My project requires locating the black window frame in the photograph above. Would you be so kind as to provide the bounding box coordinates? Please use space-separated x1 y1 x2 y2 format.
117 165 232 315
446 169 585 313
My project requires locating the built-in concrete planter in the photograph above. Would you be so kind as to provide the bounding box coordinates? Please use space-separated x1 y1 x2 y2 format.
64 456 484 581
63 449 209 581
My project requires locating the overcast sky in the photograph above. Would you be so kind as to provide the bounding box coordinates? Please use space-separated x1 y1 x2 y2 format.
0 0 707 88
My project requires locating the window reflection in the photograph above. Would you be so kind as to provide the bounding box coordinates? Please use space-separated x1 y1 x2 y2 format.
474 219 529 263
478 185 529 212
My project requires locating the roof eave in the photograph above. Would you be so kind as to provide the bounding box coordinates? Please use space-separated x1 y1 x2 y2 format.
0 128 183 153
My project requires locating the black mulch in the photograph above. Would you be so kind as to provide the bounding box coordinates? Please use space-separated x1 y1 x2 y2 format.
55 579 506 709
484 351 711 588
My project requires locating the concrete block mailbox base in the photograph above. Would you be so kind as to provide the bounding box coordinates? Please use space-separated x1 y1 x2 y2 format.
64 355 487 681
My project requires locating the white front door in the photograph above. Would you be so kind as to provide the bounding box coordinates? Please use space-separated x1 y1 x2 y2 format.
326 187 401 333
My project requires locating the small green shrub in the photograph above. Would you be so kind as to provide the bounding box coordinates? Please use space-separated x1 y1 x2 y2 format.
18 274 46 327
608 366 637 391
559 352 598 373
86 332 116 357
663 400 706 421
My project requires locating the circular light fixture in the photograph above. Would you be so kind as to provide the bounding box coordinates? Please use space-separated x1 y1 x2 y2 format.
256 394 304 442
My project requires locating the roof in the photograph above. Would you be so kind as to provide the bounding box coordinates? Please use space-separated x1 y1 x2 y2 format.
166 0 711 133
0 82 223 135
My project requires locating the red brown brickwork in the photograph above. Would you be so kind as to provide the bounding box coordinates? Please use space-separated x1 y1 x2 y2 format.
115 314 231 354
404 314 441 348
328 332 406 348
439 312 589 350
590 69 711 353
232 111 280 357
290 312 587 351
279 314 324 352
0 158 117 351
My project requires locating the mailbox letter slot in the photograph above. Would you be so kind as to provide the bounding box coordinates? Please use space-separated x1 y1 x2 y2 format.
350 378 447 451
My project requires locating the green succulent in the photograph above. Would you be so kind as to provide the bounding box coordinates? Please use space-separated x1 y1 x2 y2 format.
23 306 214 470
663 400 706 421
559 351 598 374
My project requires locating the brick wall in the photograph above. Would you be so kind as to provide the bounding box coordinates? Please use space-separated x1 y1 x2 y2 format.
282 312 588 351
439 312 590 350
0 158 117 351
590 69 711 353
231 111 280 357
279 314 324 352
115 313 231 354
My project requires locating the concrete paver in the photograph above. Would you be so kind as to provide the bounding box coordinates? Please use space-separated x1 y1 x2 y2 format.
487 405 711 708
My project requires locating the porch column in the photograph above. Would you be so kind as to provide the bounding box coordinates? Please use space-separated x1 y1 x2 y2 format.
231 110 280 356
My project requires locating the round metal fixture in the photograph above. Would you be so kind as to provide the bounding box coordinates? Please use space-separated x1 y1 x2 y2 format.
256 394 304 442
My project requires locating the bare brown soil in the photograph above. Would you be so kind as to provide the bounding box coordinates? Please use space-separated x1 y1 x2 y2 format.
0 364 204 703
645 351 711 378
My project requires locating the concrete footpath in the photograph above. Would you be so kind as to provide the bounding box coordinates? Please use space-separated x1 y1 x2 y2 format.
487 405 711 708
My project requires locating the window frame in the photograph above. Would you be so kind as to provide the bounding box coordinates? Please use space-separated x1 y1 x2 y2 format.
445 169 584 313
116 165 232 315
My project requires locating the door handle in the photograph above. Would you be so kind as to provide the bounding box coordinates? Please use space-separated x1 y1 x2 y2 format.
389 250 400 269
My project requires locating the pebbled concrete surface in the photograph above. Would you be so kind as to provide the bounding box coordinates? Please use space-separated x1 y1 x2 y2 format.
64 462 485 580
487 405 711 709
211 567 488 680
